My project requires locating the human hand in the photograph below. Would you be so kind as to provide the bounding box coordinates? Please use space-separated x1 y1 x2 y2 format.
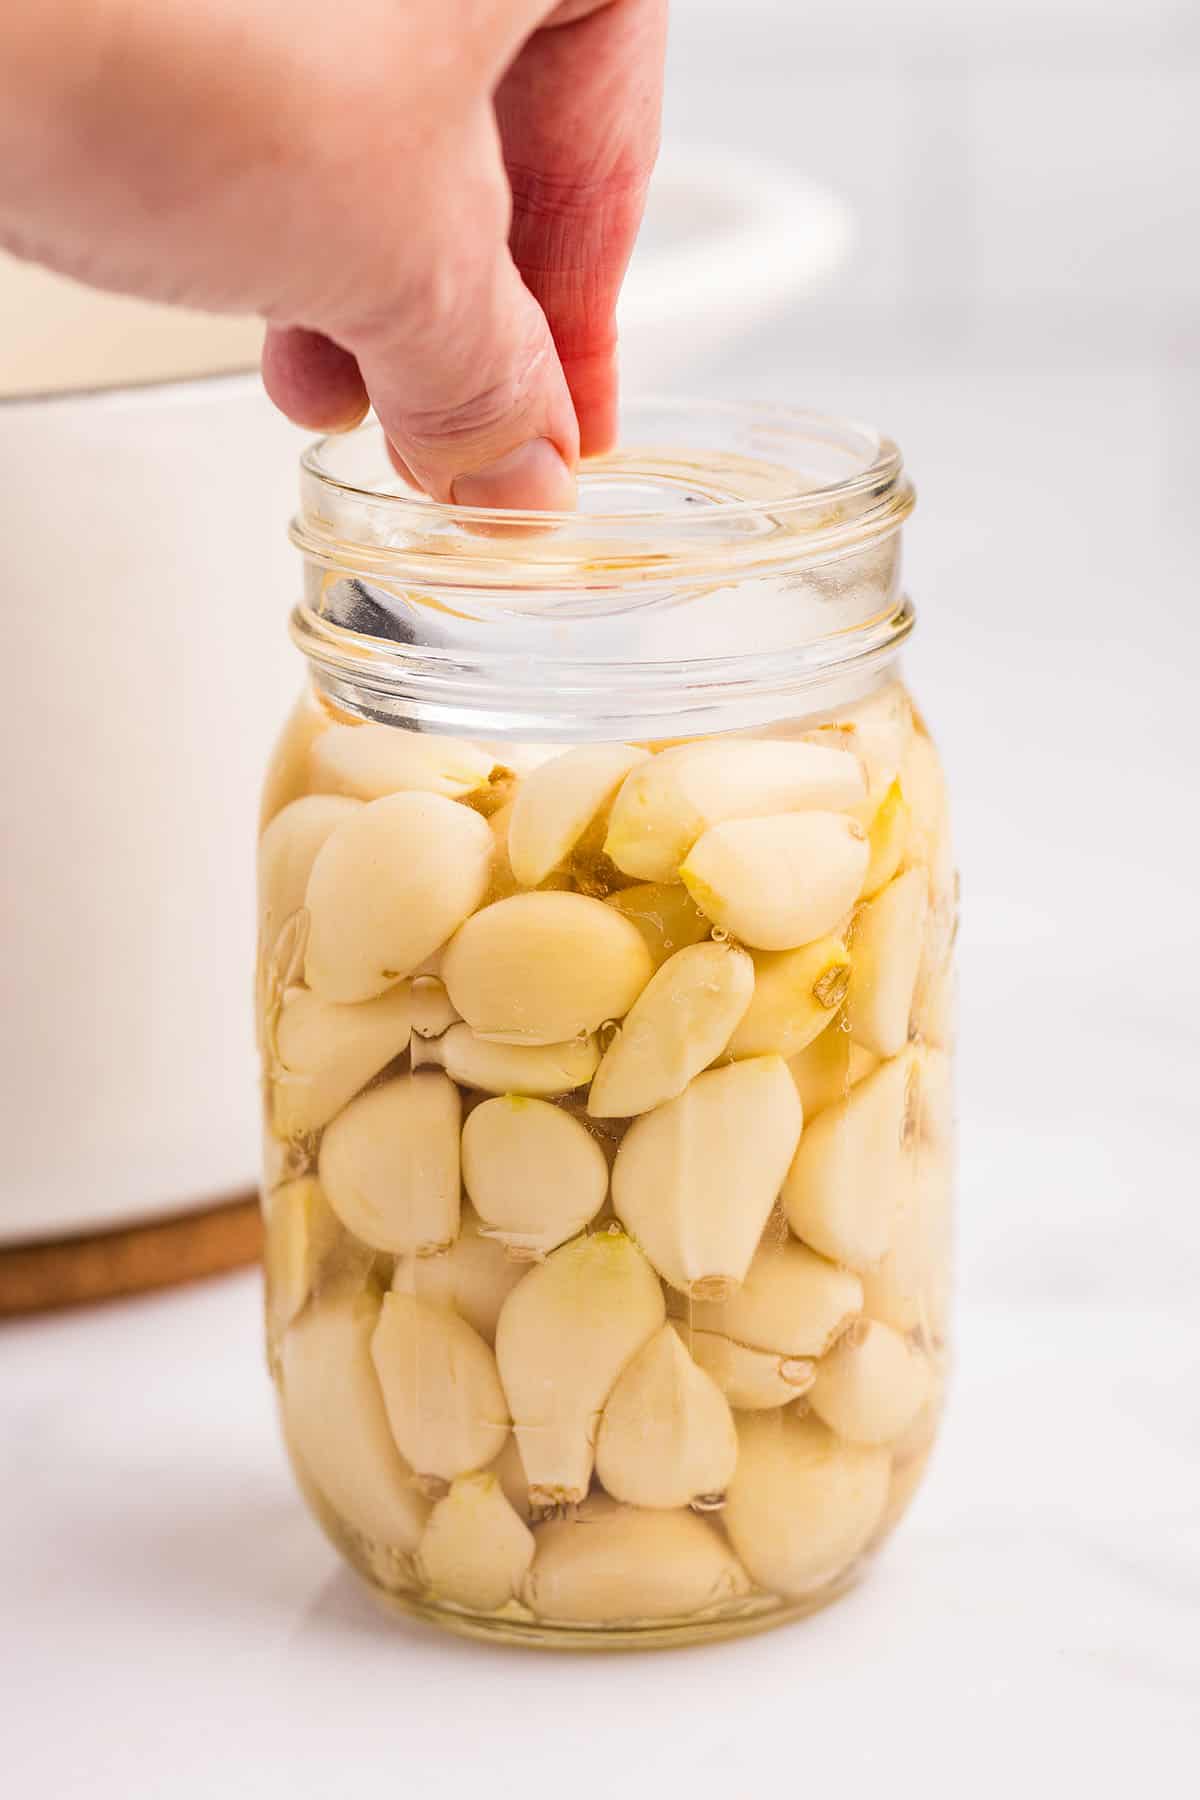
0 0 667 506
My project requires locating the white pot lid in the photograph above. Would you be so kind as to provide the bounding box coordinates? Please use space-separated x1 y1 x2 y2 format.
0 253 262 398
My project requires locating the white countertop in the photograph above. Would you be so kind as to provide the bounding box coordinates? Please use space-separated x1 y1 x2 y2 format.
4 1259 1199 1795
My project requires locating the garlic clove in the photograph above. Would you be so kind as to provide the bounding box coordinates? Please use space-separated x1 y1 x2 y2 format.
391 1202 526 1345
687 1237 863 1358
442 891 653 1047
604 739 866 882
808 1318 931 1445
310 722 497 802
269 983 413 1138
462 1095 609 1256
859 1142 953 1341
858 779 911 899
429 1024 601 1097
876 1445 934 1541
280 1290 430 1552
726 936 850 1061
595 1325 738 1509
522 1495 751 1623
782 1050 918 1272
911 961 956 1051
681 813 869 950
318 1071 461 1255
258 692 334 831
305 791 492 1003
611 1056 802 1295
846 867 927 1059
494 1227 665 1507
370 1292 510 1483
258 794 361 959
263 1175 340 1338
588 940 754 1119
723 1411 890 1598
668 1320 815 1411
415 1471 535 1612
802 682 914 823
900 728 952 897
916 1045 955 1148
508 743 649 886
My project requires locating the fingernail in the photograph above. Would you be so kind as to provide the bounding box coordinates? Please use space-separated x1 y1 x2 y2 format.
451 439 576 511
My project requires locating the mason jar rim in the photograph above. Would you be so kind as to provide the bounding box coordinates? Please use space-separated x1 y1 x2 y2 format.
288 398 916 739
298 397 905 529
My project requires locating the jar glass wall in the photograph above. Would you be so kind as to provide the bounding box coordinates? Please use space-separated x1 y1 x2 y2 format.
256 404 955 1648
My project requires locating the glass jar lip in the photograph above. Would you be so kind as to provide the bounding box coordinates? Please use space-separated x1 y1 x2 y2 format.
299 397 905 530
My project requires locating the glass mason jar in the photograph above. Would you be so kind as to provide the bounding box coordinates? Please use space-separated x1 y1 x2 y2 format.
257 402 955 1649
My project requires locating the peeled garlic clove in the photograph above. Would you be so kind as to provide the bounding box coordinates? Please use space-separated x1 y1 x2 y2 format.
263 1175 340 1337
318 1071 460 1255
415 1471 535 1612
430 1024 600 1097
305 791 492 1003
846 867 926 1058
688 1237 863 1358
462 1095 608 1256
594 1325 737 1509
681 813 869 951
726 937 850 1061
804 682 914 822
392 1203 526 1345
508 743 649 886
489 1432 534 1521
494 1228 665 1506
723 1412 890 1598
911 961 956 1050
371 1292 510 1483
877 1446 933 1540
809 1318 931 1445
916 1046 954 1146
588 941 754 1118
900 728 953 902
258 794 362 956
410 975 460 1039
310 722 496 801
522 1495 751 1623
611 1056 802 1295
442 892 653 1046
259 692 334 830
668 1321 815 1411
604 882 715 969
860 1144 953 1339
782 1050 917 1271
605 739 866 882
281 1290 430 1552
859 779 911 899
889 1365 947 1465
787 1024 877 1119
270 983 413 1138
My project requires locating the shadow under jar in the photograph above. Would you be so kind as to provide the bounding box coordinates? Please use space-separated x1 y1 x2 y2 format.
256 401 957 1649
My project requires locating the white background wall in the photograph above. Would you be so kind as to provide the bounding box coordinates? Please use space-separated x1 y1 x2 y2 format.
660 0 1200 1312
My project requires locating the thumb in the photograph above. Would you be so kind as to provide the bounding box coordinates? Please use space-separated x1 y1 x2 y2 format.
264 105 579 511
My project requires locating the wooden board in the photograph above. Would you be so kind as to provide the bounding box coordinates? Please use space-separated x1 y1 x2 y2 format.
0 1195 262 1316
